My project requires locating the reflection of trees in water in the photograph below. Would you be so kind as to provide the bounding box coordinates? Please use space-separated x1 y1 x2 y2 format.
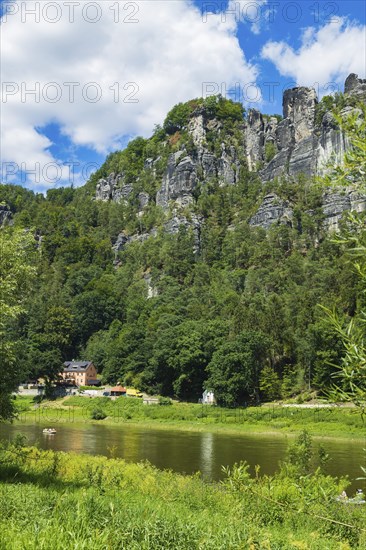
58 428 84 454
0 423 364 492
119 430 139 462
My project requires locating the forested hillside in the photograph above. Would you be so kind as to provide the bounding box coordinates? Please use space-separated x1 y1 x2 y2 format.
1 77 365 406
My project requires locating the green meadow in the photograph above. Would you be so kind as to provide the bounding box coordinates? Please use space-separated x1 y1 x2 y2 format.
0 431 365 550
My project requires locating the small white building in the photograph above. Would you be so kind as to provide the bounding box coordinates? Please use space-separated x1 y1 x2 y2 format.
202 390 216 405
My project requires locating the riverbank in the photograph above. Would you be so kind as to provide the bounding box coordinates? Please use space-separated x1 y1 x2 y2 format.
13 395 366 439
0 438 365 549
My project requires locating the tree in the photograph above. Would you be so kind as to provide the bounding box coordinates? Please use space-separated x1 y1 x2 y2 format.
0 229 36 419
259 366 281 401
319 102 366 410
205 332 268 406
163 102 193 134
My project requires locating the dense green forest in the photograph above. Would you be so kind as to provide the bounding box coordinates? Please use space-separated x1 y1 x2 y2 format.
1 95 365 409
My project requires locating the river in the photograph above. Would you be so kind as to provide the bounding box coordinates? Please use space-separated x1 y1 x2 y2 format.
0 422 365 493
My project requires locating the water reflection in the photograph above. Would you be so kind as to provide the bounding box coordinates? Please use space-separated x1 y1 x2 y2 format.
0 422 364 493
200 431 214 478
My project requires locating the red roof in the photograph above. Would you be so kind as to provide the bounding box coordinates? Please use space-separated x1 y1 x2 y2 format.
111 386 126 393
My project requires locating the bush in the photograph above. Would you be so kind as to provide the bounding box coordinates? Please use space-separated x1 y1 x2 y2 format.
90 407 107 420
158 396 172 406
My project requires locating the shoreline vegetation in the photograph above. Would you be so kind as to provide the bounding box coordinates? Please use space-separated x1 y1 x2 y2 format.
0 432 365 549
11 396 366 439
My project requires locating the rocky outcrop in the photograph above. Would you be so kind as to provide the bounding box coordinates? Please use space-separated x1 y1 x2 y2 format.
112 212 202 256
245 86 318 180
344 73 366 99
247 74 365 182
250 190 366 232
156 126 239 208
164 211 202 254
0 204 12 226
322 191 366 232
98 74 365 209
316 111 350 175
254 86 319 181
283 87 317 142
156 152 197 208
95 173 133 202
249 194 293 229
112 228 158 256
96 73 365 245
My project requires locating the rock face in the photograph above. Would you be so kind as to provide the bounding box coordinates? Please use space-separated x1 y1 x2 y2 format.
322 191 366 232
249 194 293 229
0 204 12 226
250 190 366 232
164 211 202 254
156 152 197 208
316 111 350 175
344 73 366 98
95 173 133 202
96 73 365 241
255 86 320 181
112 212 202 257
245 86 319 181
112 228 158 256
246 74 365 182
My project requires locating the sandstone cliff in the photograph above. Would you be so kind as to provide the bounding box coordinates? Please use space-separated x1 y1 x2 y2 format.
95 74 365 242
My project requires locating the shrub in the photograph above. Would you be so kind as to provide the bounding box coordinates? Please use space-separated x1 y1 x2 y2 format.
90 407 107 420
158 396 172 406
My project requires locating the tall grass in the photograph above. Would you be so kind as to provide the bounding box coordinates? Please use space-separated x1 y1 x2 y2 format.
0 435 365 549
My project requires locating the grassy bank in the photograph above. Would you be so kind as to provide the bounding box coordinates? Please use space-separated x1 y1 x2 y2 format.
13 395 366 439
0 437 365 549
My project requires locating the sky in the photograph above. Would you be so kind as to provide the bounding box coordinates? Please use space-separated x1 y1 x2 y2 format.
0 0 365 192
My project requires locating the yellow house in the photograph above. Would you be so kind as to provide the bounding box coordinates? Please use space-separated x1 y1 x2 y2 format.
61 361 98 387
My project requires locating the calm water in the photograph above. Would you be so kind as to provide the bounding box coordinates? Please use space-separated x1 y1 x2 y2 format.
0 422 365 493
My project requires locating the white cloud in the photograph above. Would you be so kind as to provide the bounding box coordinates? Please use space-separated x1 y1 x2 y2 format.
0 0 258 190
261 18 366 91
227 0 268 35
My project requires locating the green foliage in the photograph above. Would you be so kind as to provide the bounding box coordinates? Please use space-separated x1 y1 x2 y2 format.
2 94 365 408
321 103 366 187
284 430 330 478
158 396 172 406
315 91 360 127
264 140 277 162
206 332 268 406
286 429 314 475
317 101 366 411
90 407 107 420
0 229 36 420
0 442 364 549
204 94 244 123
163 95 244 135
163 102 193 134
259 366 281 401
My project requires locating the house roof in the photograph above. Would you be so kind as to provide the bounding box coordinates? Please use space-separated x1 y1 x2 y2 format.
111 386 127 393
87 379 101 386
63 361 93 372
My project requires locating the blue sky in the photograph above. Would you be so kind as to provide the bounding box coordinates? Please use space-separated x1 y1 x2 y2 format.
1 0 365 192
